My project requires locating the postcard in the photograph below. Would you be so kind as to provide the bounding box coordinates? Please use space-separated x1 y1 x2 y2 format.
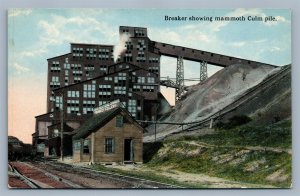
8 8 291 189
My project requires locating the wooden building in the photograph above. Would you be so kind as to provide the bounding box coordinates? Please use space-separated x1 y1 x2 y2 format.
72 101 145 164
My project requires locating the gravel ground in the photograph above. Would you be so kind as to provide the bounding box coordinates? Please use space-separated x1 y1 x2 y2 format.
30 162 126 188
10 162 71 188
8 176 31 188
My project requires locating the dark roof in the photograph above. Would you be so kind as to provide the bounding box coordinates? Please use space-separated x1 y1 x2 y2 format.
73 107 145 140
35 112 53 118
47 53 72 60
70 43 114 47
47 123 74 132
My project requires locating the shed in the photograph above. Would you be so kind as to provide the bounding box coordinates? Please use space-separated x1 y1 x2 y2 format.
72 106 145 164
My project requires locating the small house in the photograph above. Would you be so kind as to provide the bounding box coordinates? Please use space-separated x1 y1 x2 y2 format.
72 103 145 164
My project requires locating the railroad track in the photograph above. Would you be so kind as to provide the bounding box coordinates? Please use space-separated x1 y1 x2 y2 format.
8 162 82 188
41 160 183 189
8 163 40 188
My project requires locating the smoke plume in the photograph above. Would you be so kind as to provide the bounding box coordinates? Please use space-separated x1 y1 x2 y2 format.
113 33 131 63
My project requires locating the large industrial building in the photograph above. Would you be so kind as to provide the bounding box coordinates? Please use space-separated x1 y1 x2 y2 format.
32 26 274 157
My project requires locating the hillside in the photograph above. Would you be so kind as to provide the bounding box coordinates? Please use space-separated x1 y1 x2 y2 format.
144 119 291 188
145 63 285 141
140 63 292 188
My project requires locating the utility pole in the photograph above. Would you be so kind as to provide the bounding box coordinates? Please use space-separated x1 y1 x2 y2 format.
154 121 157 142
60 92 64 161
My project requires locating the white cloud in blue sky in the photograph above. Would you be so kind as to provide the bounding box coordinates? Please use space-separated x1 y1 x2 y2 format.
8 8 291 82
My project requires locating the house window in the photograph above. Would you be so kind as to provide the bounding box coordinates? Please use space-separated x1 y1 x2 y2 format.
105 138 115 154
83 139 90 154
73 140 81 151
52 129 59 138
116 116 124 127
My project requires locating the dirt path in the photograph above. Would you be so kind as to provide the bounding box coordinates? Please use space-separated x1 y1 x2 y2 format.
107 164 275 188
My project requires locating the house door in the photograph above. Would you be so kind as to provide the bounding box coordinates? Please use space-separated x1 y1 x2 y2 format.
124 139 134 162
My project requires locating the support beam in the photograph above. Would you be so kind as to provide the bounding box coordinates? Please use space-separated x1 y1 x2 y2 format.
175 56 184 103
200 61 208 82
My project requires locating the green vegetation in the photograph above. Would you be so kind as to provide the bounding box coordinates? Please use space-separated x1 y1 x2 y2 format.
183 119 292 148
92 119 291 188
146 119 292 188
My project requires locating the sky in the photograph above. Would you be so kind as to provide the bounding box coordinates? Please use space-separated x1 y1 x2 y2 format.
7 8 291 144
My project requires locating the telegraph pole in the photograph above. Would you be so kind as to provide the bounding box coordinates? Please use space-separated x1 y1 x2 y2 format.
60 92 64 161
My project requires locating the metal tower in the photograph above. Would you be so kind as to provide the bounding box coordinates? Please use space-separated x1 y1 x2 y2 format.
175 56 184 103
200 61 208 82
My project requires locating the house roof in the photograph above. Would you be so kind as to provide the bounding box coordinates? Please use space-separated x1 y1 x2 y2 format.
73 107 145 140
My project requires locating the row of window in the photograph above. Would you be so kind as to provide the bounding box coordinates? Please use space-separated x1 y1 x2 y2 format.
83 100 96 107
67 100 79 107
73 137 115 154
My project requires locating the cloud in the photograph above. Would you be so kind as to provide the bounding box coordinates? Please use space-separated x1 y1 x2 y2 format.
12 63 30 74
20 49 47 57
230 41 246 47
270 46 281 52
8 9 32 17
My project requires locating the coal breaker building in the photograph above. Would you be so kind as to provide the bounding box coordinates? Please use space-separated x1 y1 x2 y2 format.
33 26 274 159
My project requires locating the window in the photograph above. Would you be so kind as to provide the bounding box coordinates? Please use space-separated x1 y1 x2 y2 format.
83 139 90 154
128 99 137 117
67 100 79 107
105 138 115 154
86 48 97 60
74 77 81 83
147 77 155 84
83 100 95 114
104 76 112 81
73 70 82 76
67 107 79 114
55 96 63 110
51 61 60 72
100 65 107 72
148 66 159 73
85 64 94 70
114 86 126 95
64 63 70 69
52 129 59 138
116 116 124 127
72 48 83 59
149 57 159 63
67 91 80 98
83 84 96 98
99 49 110 60
133 85 140 92
137 77 145 83
99 85 112 98
99 101 108 106
73 140 81 151
50 76 60 88
143 85 155 92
